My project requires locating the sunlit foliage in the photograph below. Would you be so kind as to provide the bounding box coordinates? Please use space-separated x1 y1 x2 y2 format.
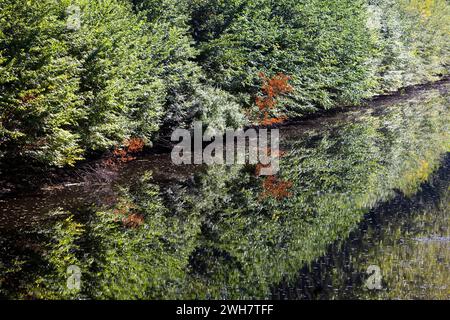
0 0 169 166
2 84 445 299
0 0 449 167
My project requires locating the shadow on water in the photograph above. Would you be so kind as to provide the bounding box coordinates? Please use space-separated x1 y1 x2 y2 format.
0 81 449 299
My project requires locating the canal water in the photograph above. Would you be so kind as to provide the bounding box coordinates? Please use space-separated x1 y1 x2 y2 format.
0 81 449 299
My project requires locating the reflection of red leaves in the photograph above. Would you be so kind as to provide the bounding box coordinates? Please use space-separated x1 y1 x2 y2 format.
255 147 286 176
256 145 291 200
113 201 136 217
256 96 276 110
112 200 144 228
270 149 286 158
260 176 292 200
20 93 36 104
255 163 268 176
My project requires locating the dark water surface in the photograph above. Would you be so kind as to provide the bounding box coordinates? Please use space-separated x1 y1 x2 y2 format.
0 82 449 299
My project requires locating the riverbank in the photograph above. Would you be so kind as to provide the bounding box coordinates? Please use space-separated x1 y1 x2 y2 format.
1 77 448 299
1 77 449 197
3 0 449 174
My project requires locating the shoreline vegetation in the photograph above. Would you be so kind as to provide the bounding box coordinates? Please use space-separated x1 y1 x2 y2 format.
1 0 449 172
1 79 448 299
1 0 449 301
0 77 449 195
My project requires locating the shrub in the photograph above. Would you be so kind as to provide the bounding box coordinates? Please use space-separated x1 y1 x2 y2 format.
131 0 203 129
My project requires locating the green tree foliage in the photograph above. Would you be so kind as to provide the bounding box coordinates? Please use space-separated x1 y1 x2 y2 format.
0 0 449 167
369 0 450 92
1 0 84 166
132 0 246 130
130 0 201 128
0 0 166 166
2 82 447 299
186 0 377 114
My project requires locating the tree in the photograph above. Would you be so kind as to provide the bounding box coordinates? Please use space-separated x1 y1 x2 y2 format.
0 0 166 166
185 0 377 116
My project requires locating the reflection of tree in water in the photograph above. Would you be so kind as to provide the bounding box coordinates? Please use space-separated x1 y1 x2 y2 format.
1 87 449 299
0 174 201 299
274 155 449 300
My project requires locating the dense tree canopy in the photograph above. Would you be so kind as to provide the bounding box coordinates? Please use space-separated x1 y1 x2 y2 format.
0 0 168 166
187 0 376 113
0 0 449 167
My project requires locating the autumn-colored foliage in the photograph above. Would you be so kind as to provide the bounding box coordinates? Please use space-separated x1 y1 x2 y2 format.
260 176 293 200
256 146 292 200
126 138 145 153
255 72 293 126
113 199 136 216
112 198 145 228
255 147 286 176
259 73 294 98
103 138 145 168
252 73 293 200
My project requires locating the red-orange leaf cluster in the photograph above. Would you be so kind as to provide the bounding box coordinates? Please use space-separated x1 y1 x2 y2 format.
103 137 145 168
259 115 287 126
126 137 145 154
259 72 293 100
112 200 144 228
256 146 292 201
255 72 293 126
260 175 293 200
